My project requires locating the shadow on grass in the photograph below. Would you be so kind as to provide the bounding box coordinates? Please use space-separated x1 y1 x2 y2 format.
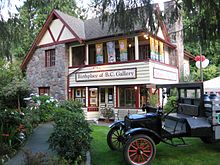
91 125 220 165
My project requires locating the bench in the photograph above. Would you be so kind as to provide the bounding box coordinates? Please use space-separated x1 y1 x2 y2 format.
178 103 199 116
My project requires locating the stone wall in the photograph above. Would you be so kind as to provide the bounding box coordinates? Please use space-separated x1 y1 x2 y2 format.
26 44 68 100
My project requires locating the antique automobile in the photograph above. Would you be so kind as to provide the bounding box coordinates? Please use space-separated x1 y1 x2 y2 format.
107 82 220 165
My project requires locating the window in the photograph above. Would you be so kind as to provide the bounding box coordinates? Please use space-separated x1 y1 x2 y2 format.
45 49 55 67
139 45 150 60
119 86 136 108
72 46 85 66
139 35 150 60
71 87 86 106
88 37 135 65
168 47 177 66
89 88 98 107
39 87 50 95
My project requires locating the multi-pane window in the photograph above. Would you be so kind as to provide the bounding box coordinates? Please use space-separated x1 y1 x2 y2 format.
39 87 50 95
45 49 55 67
73 87 86 106
119 86 136 108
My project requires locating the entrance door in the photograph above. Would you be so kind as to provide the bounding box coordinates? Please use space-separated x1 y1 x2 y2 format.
100 87 114 108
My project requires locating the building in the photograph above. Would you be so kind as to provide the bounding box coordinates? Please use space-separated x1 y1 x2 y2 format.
21 5 193 120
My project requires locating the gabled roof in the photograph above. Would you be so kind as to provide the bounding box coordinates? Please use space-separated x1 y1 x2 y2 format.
54 10 85 40
21 10 84 70
184 50 195 60
21 6 173 70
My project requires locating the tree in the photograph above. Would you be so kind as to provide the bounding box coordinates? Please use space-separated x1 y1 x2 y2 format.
0 60 29 110
191 64 220 81
16 0 86 60
91 0 220 43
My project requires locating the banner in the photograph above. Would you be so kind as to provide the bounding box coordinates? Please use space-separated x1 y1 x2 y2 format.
107 41 116 63
150 37 155 60
96 43 103 64
159 42 164 62
119 39 128 61
154 39 159 61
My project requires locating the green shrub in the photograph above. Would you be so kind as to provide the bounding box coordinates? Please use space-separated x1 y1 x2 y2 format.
31 95 58 122
48 108 92 163
59 100 83 114
164 96 177 113
149 94 158 107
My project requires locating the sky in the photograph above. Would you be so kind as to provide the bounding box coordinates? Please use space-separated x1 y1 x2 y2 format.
1 0 170 20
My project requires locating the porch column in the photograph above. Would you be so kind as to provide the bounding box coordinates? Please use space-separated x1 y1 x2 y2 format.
114 86 117 108
135 36 139 60
86 87 89 107
69 46 72 66
85 44 89 65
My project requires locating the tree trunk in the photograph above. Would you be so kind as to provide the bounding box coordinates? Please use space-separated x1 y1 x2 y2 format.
17 94 21 112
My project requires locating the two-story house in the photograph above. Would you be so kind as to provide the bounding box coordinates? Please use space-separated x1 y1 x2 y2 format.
21 6 193 120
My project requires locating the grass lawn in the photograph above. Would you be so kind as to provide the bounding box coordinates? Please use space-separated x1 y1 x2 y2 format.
90 125 220 165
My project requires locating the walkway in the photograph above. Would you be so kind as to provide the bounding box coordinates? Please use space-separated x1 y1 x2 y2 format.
5 122 54 165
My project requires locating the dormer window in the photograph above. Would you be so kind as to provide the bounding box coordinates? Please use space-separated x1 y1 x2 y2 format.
45 49 55 67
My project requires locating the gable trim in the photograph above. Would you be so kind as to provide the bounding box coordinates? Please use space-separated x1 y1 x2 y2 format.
57 25 65 42
48 27 56 42
21 10 83 70
53 10 83 43
155 4 170 42
37 38 79 48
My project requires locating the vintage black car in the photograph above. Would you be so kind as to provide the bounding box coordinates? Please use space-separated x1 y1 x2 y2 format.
107 82 220 165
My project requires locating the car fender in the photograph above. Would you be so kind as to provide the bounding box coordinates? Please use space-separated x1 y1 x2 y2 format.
124 128 162 144
109 120 125 129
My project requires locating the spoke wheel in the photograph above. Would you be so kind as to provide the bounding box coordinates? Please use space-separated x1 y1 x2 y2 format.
107 127 124 150
124 135 156 165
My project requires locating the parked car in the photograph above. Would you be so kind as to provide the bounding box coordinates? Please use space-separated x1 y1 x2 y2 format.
107 82 220 165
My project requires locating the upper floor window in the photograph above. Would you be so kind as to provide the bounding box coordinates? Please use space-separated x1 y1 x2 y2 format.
45 49 55 67
71 46 85 66
139 35 150 60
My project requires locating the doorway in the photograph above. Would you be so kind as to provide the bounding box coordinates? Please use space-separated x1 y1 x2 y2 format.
100 87 114 108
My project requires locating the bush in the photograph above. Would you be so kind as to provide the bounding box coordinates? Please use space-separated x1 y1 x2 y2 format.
30 94 58 122
149 94 158 107
48 107 92 163
164 96 177 113
59 100 83 114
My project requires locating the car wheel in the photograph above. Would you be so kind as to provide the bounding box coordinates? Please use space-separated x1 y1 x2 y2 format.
107 127 125 150
123 134 156 165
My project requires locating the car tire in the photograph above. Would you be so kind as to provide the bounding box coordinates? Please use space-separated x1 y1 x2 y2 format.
123 134 156 165
107 127 124 150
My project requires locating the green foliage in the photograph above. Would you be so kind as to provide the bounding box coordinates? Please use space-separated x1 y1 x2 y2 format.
0 109 23 147
31 95 58 122
49 107 92 163
164 96 177 113
100 107 114 121
59 99 83 114
191 64 220 81
148 94 158 107
0 61 29 109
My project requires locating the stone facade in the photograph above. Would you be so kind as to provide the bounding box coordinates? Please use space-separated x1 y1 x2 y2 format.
26 44 68 100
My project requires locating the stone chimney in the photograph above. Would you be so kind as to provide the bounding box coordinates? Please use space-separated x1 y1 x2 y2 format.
164 1 184 77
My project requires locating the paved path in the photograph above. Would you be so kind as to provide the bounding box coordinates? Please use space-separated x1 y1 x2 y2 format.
5 122 54 165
